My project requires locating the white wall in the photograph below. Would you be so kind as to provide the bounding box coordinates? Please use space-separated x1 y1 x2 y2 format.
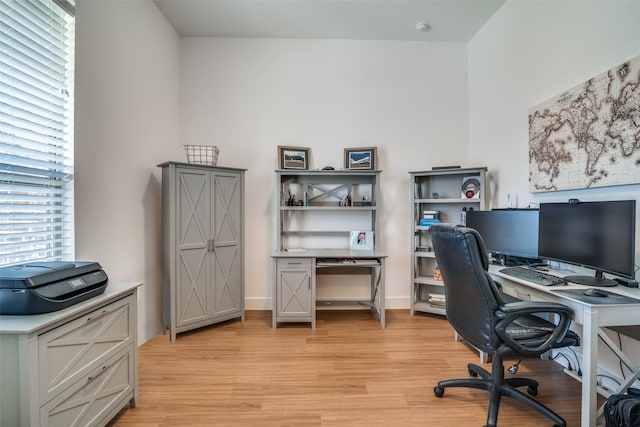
75 0 181 342
468 0 640 388
469 0 640 211
179 38 469 309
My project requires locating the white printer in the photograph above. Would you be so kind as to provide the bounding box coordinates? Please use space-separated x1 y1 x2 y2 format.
0 261 108 315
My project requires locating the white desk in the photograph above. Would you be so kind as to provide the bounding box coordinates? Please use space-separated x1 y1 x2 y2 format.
490 265 640 427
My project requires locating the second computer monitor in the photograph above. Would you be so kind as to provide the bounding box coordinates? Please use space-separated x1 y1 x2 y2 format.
466 209 539 264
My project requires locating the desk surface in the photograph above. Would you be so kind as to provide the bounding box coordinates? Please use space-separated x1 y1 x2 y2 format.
0 282 143 334
491 265 640 305
273 249 387 259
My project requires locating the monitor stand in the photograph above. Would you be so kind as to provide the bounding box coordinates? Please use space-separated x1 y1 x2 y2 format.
564 271 618 287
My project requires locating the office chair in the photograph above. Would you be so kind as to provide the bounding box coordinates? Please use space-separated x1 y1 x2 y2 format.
429 224 580 427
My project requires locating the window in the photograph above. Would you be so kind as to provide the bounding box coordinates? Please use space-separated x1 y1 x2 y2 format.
0 0 75 266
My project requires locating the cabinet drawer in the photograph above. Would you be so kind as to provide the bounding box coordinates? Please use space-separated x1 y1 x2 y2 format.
277 258 312 269
40 347 134 427
39 294 134 404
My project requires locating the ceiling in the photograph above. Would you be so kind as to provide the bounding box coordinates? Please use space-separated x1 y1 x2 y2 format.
154 0 505 42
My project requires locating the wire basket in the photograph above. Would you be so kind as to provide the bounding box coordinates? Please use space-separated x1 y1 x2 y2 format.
184 144 219 166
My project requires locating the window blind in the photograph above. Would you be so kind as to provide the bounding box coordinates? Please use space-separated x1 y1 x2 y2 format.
0 0 75 266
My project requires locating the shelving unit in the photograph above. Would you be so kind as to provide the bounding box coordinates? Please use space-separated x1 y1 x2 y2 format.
410 167 487 316
276 170 380 251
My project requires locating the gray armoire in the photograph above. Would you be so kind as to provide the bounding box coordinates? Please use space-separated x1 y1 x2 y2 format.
158 161 245 341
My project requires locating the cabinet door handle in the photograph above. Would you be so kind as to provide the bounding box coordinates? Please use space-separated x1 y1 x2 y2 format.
86 309 108 323
308 277 311 289
207 239 215 252
87 365 108 381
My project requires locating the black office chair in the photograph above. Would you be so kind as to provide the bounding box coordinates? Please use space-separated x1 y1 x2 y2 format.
429 224 580 427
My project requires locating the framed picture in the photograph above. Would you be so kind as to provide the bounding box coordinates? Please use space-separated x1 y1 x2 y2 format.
278 145 310 170
350 231 374 250
344 147 377 170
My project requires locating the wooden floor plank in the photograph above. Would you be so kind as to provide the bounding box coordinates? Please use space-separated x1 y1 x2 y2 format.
111 310 597 426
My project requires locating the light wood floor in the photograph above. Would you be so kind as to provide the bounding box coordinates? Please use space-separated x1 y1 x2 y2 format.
112 310 596 426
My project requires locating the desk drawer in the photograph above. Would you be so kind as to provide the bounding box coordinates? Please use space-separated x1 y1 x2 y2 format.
277 258 312 269
499 280 558 303
38 294 134 404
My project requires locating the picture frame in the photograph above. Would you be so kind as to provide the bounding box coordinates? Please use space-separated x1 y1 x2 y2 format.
278 145 310 170
344 147 377 170
350 231 374 251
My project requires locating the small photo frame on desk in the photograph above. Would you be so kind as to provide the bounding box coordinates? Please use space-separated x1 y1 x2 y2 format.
350 231 374 250
278 145 310 170
344 147 377 170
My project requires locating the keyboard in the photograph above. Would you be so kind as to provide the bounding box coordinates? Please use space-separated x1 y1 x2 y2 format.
499 266 567 286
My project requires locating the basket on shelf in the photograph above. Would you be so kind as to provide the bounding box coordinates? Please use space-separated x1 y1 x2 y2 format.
184 144 219 166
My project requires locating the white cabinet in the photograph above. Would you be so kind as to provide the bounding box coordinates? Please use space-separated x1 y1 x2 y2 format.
410 167 487 316
159 162 246 341
0 282 141 427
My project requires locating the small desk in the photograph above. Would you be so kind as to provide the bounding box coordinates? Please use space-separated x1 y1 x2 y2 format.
490 265 640 427
272 249 386 329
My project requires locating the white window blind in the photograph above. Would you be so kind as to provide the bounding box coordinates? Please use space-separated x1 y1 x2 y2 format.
0 0 75 266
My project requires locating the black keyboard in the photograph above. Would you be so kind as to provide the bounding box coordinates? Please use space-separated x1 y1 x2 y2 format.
499 266 567 286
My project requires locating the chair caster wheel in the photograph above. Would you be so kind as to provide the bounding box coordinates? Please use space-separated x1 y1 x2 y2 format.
468 367 478 377
527 385 538 396
434 386 444 397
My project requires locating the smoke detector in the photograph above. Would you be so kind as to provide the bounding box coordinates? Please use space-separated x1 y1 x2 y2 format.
415 22 431 33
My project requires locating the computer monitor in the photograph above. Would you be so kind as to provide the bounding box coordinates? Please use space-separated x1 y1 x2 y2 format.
538 200 636 287
466 209 540 265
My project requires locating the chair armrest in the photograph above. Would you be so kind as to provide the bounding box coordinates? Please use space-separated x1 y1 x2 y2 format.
495 301 574 355
497 301 574 317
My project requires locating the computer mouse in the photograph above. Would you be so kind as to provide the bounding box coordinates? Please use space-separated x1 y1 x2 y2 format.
583 288 608 298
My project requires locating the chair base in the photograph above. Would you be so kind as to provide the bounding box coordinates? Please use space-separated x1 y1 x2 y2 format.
433 358 566 427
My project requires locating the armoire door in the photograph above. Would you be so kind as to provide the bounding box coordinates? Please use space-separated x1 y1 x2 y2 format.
211 172 243 317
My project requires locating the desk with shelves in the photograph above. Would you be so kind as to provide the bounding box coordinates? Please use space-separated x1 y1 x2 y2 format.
490 265 640 427
272 250 386 329
273 170 385 329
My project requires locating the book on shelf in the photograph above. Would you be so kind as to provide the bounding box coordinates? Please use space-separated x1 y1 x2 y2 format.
422 210 441 220
419 218 441 226
428 293 446 308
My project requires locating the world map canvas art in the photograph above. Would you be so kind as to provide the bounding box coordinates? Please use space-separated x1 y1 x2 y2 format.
529 54 640 192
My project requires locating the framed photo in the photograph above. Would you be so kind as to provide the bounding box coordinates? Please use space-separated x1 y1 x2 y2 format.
278 146 310 170
344 147 377 170
350 231 374 251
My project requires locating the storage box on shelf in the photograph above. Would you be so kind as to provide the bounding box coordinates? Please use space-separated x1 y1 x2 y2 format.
410 167 487 316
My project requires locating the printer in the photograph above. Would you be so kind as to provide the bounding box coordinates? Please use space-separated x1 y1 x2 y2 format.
0 261 108 315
